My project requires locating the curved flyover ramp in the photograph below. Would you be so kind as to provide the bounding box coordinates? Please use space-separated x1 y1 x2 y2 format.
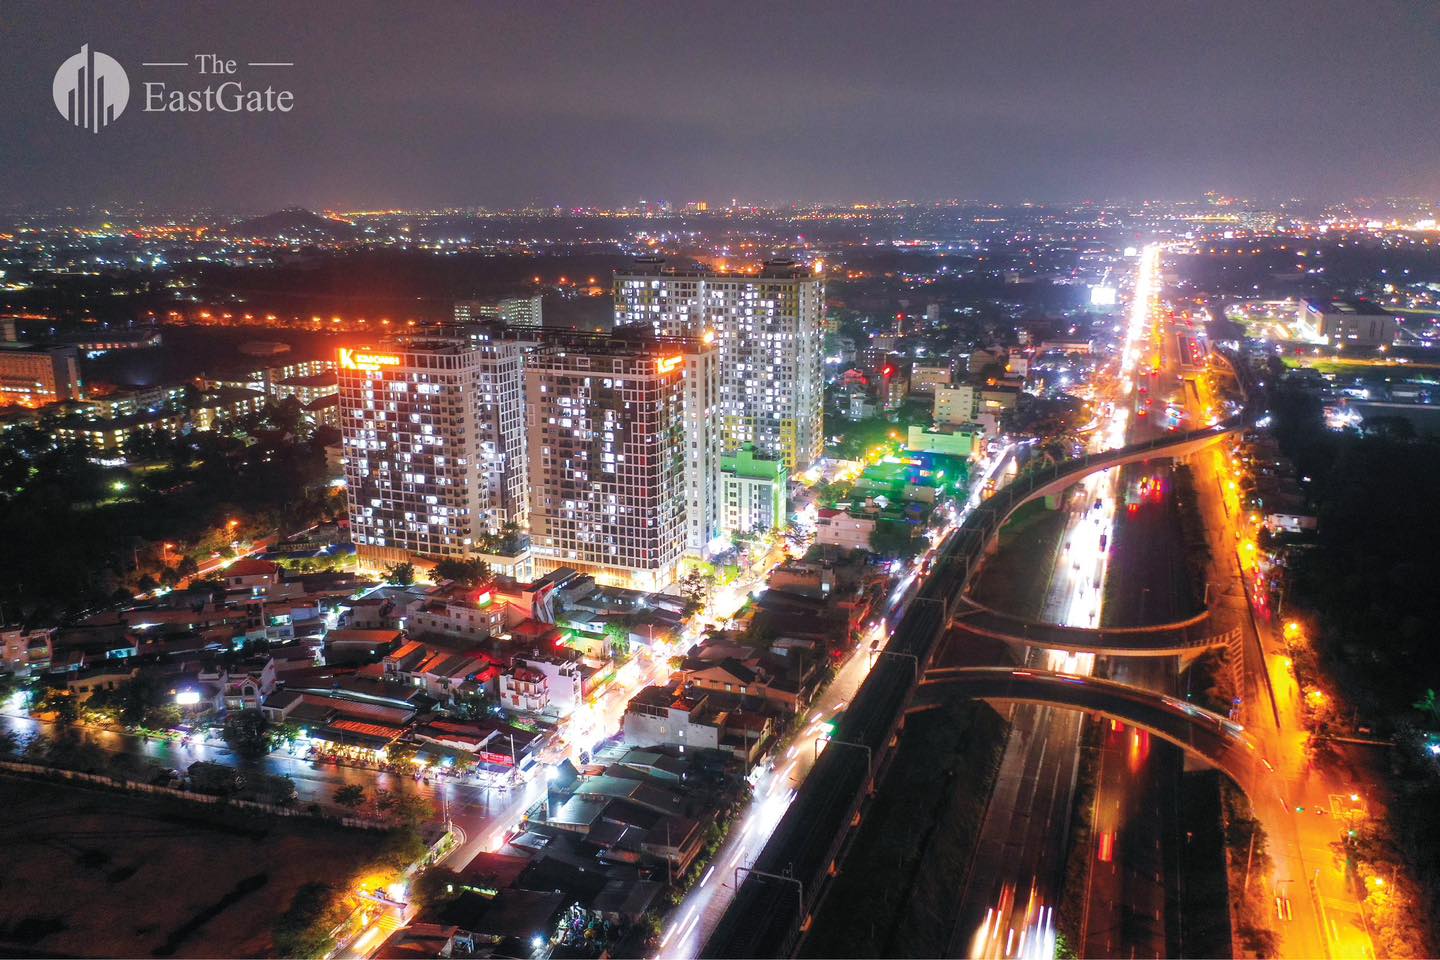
954 599 1236 657
913 666 1273 794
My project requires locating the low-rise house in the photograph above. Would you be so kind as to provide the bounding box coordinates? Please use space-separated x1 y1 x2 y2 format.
429 889 564 956
66 663 139 697
224 558 282 596
383 639 496 702
373 923 461 960
260 687 417 758
679 656 804 714
1 624 54 674
213 655 277 712
412 718 544 770
622 684 772 765
815 508 875 551
593 878 665 924
501 654 595 716
641 815 708 873
325 628 404 665
498 663 548 713
405 582 523 643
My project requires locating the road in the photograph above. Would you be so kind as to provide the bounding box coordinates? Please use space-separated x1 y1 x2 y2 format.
1156 257 1373 960
1077 458 1188 959
663 443 1018 960
1083 718 1175 960
656 565 931 960
947 249 1165 960
947 474 1112 959
0 708 545 868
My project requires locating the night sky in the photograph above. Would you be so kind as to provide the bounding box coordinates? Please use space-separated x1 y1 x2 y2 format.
2 0 1438 212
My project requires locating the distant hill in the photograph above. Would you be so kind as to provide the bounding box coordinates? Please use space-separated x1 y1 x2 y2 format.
225 207 359 242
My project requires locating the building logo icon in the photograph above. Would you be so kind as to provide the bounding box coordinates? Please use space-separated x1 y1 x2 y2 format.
53 45 129 132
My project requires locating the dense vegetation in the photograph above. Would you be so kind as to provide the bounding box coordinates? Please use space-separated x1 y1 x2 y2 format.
0 399 341 622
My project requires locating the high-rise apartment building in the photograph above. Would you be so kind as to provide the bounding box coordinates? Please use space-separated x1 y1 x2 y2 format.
524 331 716 592
338 338 527 571
614 257 824 471
454 295 543 328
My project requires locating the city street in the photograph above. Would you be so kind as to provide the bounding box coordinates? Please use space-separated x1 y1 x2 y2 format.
663 445 1018 959
1155 267 1373 959
0 709 540 865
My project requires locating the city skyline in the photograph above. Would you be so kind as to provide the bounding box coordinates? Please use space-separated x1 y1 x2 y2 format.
6 5 1440 959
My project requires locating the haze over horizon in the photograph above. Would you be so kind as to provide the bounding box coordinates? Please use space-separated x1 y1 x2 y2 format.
2 0 1439 212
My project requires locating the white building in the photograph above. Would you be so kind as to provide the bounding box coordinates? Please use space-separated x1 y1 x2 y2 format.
614 258 825 471
338 338 528 569
721 444 787 536
909 360 953 394
454 295 543 327
682 343 723 556
524 332 713 591
814 509 876 551
506 655 588 715
1302 299 1396 348
933 384 978 426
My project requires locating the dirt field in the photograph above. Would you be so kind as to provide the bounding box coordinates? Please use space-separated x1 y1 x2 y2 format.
0 775 376 958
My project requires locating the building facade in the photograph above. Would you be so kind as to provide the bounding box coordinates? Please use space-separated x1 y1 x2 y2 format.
454 295 543 327
524 332 709 591
933 384 978 426
1302 299 1397 348
721 444 788 536
338 339 528 568
0 344 82 407
814 508 876 551
614 258 824 471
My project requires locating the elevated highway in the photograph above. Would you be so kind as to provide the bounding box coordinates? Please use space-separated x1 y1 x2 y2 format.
911 667 1272 794
954 597 1237 658
702 415 1253 959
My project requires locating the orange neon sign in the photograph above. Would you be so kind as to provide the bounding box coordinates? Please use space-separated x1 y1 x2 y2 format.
656 356 683 374
339 347 401 371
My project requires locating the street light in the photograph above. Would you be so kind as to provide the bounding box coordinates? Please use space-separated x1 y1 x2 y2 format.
733 866 806 938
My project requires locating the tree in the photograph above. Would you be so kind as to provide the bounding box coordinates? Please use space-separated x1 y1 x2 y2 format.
868 519 919 559
222 708 272 758
451 689 493 720
678 568 715 610
113 673 171 727
270 720 303 749
271 882 349 959
37 688 78 725
433 556 490 586
603 620 632 659
334 784 366 811
384 742 418 768
383 561 415 586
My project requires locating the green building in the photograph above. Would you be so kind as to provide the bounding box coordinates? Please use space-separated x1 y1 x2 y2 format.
721 444 788 536
907 424 979 458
